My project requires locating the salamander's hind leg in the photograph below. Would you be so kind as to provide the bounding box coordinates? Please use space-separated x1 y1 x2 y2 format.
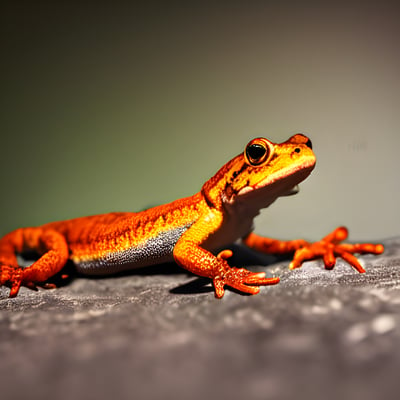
243 227 384 273
0 228 69 297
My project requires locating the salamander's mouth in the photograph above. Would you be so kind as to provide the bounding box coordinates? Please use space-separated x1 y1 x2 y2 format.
255 157 315 190
234 159 315 209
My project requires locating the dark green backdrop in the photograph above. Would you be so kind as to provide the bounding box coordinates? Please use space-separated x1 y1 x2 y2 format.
2 1 399 240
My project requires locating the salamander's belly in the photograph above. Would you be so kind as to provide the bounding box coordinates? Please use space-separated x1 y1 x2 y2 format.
72 225 191 275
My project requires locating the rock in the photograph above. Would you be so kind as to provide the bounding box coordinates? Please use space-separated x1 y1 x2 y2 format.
1 237 400 400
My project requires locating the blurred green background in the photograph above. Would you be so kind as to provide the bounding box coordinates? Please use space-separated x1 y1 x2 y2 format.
1 1 399 241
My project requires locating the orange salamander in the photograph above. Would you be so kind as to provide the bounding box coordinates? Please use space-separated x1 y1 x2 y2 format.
0 134 384 298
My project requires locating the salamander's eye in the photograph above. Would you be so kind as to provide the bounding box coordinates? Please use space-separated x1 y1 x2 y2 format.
244 138 274 166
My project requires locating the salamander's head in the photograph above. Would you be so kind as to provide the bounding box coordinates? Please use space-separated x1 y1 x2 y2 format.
202 134 316 211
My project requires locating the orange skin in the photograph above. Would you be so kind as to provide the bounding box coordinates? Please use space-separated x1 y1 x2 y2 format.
0 134 384 298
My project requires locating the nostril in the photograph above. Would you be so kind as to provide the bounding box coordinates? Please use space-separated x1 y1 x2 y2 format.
305 139 312 149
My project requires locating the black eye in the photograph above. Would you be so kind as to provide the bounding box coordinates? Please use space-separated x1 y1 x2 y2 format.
247 144 266 161
244 138 274 166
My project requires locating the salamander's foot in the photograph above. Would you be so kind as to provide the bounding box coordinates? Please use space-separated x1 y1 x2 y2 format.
0 264 53 297
213 250 280 298
0 264 25 297
289 226 384 273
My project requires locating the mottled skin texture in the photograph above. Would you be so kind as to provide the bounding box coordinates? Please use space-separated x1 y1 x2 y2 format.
0 134 384 298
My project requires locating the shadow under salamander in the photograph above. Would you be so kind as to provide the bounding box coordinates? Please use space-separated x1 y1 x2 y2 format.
16 244 288 296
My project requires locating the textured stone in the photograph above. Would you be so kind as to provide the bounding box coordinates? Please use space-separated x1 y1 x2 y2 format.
1 237 400 400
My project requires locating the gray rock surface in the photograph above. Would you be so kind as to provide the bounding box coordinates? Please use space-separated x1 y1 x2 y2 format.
1 237 400 400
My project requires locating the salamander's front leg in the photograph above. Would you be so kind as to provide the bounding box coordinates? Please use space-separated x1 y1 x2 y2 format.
243 227 384 273
173 240 279 299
